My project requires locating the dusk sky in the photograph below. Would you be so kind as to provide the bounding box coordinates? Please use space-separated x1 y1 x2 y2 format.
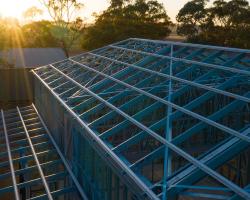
1 0 249 23
0 0 192 22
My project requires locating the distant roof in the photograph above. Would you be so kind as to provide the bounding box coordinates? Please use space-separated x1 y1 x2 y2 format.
0 48 67 68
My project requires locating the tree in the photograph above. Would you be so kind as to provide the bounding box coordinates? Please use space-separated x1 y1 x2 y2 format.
176 0 250 49
0 18 59 50
82 0 172 50
110 0 130 8
0 18 24 49
38 0 85 56
176 0 208 38
23 6 43 21
22 21 60 48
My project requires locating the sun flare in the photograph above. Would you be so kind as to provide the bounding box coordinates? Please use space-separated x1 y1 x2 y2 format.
0 0 39 19
0 0 181 23
1 3 21 17
0 0 110 22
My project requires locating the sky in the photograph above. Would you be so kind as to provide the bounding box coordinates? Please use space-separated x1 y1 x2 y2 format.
0 0 248 23
0 0 193 22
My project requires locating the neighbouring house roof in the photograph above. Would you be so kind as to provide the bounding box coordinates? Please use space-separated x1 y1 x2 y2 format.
0 48 67 68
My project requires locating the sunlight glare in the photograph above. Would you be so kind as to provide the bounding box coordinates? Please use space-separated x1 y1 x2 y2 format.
0 0 207 23
0 0 39 19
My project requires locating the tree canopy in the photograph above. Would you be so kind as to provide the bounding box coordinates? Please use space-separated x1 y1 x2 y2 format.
38 0 85 56
0 18 23 50
22 21 60 48
1 0 250 57
0 1 85 57
81 0 172 50
176 0 250 48
23 6 43 21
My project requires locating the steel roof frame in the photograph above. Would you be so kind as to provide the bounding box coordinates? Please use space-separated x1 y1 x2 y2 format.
33 38 250 200
0 105 88 200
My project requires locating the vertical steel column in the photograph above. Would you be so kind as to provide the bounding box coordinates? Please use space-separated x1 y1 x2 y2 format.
16 107 53 200
1 110 20 200
162 44 173 200
73 127 79 181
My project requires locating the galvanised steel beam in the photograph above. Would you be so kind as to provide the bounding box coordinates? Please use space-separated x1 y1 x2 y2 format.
78 47 212 129
33 38 250 199
0 105 88 200
29 187 76 200
130 38 250 54
147 123 250 196
230 184 250 200
67 65 243 154
162 44 174 200
32 103 88 200
0 171 68 194
0 133 49 150
33 71 158 199
130 89 249 172
101 78 222 142
80 43 185 95
68 46 174 111
170 91 250 146
0 149 57 169
86 52 250 103
167 126 250 195
36 43 114 81
32 47 244 198
44 63 250 199
1 110 20 200
119 73 238 150
109 44 250 76
17 106 53 200
0 160 62 180
68 59 250 144
97 51 240 144
33 69 159 199
0 140 50 158
74 56 246 195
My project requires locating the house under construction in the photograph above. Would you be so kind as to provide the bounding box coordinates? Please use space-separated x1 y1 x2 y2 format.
0 38 250 200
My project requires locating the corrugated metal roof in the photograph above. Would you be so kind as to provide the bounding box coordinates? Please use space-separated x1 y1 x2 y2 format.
0 48 67 68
